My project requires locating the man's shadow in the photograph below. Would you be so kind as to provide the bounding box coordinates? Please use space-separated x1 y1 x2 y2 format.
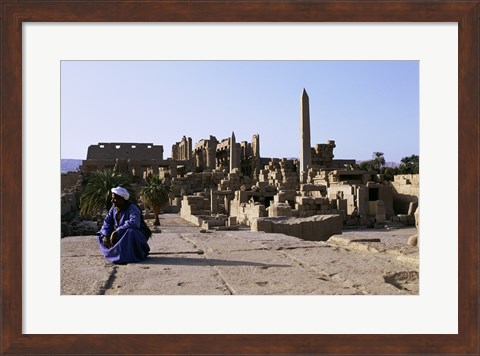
143 255 292 268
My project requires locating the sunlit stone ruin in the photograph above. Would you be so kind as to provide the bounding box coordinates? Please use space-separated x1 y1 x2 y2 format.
62 89 419 240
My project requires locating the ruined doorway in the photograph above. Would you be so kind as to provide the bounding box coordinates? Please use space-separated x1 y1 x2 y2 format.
369 187 379 201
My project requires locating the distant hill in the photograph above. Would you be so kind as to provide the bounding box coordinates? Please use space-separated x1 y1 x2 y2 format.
384 162 400 168
356 161 400 168
61 159 82 173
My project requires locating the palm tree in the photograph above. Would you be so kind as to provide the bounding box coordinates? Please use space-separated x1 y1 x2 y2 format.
140 175 171 226
399 154 419 174
79 169 133 217
372 152 386 171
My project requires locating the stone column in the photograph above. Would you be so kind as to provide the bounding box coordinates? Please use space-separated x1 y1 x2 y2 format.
300 88 312 183
252 134 260 157
211 190 219 214
169 163 177 178
186 137 192 159
206 142 214 170
224 195 231 215
357 186 369 217
252 134 260 180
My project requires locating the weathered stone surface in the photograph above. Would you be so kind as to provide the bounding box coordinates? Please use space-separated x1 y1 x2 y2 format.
61 214 418 295
410 206 420 246
391 174 419 214
376 200 386 223
268 202 292 217
252 215 342 241
61 254 113 295
408 201 418 215
104 253 229 295
407 234 418 247
328 228 419 268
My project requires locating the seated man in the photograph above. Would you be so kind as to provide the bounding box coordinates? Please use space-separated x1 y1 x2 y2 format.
97 186 150 264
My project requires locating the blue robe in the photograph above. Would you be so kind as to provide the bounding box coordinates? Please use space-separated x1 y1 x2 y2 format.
97 204 150 264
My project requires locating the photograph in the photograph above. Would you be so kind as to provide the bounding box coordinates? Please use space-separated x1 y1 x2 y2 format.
2 0 478 354
61 60 420 296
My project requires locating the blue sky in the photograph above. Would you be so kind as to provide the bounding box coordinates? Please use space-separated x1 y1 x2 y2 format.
61 60 418 163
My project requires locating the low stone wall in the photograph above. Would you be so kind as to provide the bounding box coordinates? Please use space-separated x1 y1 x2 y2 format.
251 214 342 241
391 174 419 214
61 191 80 219
268 202 292 217
230 200 267 226
180 195 210 215
61 172 83 191
201 215 228 229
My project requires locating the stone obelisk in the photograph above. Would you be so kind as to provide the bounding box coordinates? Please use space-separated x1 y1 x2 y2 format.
230 131 239 172
300 88 312 183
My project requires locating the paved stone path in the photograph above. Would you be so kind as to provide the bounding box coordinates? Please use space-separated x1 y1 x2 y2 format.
61 214 419 295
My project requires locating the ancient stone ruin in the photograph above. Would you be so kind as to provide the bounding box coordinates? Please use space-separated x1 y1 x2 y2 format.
62 89 419 240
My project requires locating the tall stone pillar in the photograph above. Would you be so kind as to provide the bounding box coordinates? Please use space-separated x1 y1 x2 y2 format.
230 131 239 172
206 142 215 170
252 133 261 180
186 137 192 159
300 88 312 182
252 134 260 157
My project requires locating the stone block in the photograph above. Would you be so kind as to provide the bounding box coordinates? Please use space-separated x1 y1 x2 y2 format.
398 214 415 226
295 204 304 212
300 184 322 192
407 234 418 246
357 186 369 217
376 200 386 223
330 199 338 209
252 215 342 241
251 218 271 233
228 216 237 226
268 203 292 217
237 190 249 203
414 207 419 229
171 197 182 206
408 202 418 216
295 196 308 205
337 199 347 213
328 193 338 200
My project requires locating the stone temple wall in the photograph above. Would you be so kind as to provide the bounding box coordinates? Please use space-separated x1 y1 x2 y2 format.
390 174 419 214
87 142 164 160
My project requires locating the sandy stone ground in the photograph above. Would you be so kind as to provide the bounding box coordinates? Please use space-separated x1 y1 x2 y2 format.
61 214 419 295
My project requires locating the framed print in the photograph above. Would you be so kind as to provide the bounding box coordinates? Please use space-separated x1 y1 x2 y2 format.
1 0 478 354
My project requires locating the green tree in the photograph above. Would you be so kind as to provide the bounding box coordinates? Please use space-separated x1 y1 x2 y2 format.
79 169 133 217
372 152 386 171
398 154 419 174
140 175 171 226
382 167 399 181
358 160 374 171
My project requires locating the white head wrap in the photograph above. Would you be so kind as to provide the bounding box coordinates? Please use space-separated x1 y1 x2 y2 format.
111 186 130 200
